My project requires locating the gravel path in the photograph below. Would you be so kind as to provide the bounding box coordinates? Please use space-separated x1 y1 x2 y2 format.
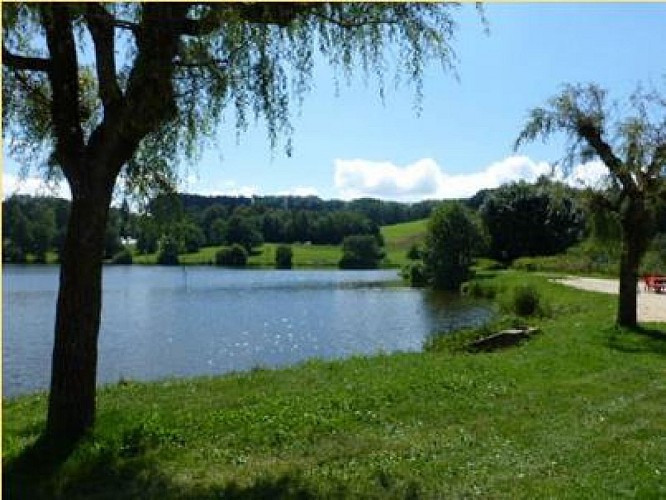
553 277 666 323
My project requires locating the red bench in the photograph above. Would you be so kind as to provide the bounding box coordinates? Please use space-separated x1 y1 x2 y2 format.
644 275 666 293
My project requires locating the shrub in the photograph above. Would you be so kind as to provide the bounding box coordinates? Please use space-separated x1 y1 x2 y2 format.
401 262 428 287
275 245 293 269
178 222 205 254
110 248 133 265
156 237 180 266
406 243 423 260
506 285 549 317
215 244 248 267
339 235 384 269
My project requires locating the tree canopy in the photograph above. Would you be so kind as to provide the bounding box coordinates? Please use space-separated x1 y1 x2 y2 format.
480 178 585 262
424 201 483 290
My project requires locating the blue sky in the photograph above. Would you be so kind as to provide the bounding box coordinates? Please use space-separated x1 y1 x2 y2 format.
4 3 666 202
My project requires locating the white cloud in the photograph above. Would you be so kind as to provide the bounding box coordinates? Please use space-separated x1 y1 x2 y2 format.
333 156 609 201
562 160 610 188
181 176 260 198
3 173 71 199
208 182 259 198
182 176 320 199
334 158 440 200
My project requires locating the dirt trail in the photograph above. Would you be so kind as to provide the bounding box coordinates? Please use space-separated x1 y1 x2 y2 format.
553 277 666 323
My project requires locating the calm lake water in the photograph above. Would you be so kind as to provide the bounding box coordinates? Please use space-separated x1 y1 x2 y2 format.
3 265 492 397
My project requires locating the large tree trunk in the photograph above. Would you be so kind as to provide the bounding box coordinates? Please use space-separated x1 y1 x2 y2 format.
35 3 185 447
617 237 640 327
616 195 653 328
45 180 114 444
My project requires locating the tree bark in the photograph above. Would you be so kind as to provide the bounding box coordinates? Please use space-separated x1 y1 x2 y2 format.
45 178 114 443
617 237 639 328
616 195 653 328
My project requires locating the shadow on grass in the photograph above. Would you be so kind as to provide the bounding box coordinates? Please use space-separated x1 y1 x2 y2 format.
3 434 323 500
607 324 666 356
3 434 79 500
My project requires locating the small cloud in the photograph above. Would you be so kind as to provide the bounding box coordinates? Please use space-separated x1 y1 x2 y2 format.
181 177 260 198
333 156 608 201
561 160 609 188
182 175 320 199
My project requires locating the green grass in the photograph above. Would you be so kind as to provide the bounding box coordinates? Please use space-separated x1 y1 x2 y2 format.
130 219 429 269
4 271 666 498
510 242 622 278
381 219 427 251
132 243 343 268
381 218 428 267
511 245 666 279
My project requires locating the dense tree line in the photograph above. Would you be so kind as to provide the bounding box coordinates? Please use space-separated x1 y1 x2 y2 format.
2 196 127 263
3 193 436 261
10 177 661 274
136 194 390 254
179 194 441 226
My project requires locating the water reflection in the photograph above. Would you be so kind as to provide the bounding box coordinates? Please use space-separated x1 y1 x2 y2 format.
421 289 492 335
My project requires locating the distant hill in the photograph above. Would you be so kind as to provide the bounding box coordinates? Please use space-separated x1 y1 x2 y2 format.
382 219 428 252
179 193 440 226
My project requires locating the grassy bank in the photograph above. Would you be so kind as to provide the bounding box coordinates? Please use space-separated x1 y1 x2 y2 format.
4 271 666 498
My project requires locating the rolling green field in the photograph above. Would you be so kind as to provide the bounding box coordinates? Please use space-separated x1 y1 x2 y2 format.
130 218 429 269
380 218 428 250
381 219 428 267
4 271 665 499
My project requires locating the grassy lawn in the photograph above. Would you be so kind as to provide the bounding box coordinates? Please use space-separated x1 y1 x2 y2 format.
380 218 428 250
381 219 428 267
129 219 429 269
4 271 665 498
381 219 427 268
131 243 343 268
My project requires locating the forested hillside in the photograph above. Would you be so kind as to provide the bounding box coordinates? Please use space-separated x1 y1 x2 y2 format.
1 193 440 263
6 177 664 269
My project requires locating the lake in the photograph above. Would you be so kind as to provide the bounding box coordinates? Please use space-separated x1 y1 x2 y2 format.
3 265 492 397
